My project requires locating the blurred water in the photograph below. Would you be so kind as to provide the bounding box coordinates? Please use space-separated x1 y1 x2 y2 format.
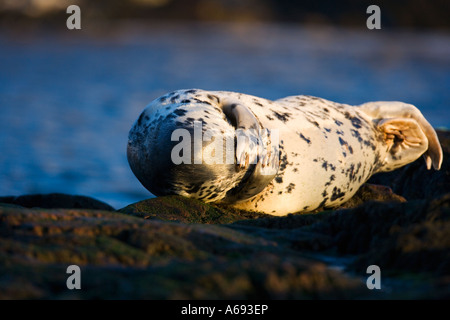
0 22 449 209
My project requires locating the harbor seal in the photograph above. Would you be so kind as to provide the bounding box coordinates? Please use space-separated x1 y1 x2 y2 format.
127 89 443 216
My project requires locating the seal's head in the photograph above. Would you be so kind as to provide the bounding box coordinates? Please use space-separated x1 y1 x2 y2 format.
127 98 279 203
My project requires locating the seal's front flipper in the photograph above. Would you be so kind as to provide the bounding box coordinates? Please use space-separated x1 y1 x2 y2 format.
222 102 277 171
359 101 443 172
219 102 279 203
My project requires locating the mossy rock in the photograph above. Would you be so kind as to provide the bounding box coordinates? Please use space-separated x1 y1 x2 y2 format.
0 205 374 299
368 130 450 200
118 195 271 224
0 193 114 211
337 183 406 209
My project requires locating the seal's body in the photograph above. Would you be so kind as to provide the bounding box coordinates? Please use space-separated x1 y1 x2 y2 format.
127 89 442 216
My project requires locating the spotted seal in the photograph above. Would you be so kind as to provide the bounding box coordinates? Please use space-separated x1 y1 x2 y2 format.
127 89 443 216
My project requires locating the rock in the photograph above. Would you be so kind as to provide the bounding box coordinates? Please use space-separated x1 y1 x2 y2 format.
349 194 450 277
0 193 114 211
0 205 372 299
119 183 406 224
368 130 450 200
1 192 449 298
335 183 406 209
228 194 450 298
119 195 272 224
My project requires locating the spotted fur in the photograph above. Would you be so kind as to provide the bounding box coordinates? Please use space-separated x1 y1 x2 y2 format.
128 89 443 216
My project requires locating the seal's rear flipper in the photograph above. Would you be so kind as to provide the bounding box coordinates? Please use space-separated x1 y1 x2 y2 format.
358 101 443 171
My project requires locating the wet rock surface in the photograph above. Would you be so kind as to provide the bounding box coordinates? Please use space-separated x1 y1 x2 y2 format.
0 193 114 211
0 131 448 299
368 130 450 201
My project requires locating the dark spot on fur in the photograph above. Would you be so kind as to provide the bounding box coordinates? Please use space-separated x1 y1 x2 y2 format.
278 153 288 172
165 113 176 120
317 158 336 171
271 109 292 123
299 133 311 145
311 120 320 128
185 89 197 94
173 109 188 117
339 137 354 156
318 197 328 208
286 183 295 193
339 137 348 146
137 113 145 127
170 95 180 103
324 174 336 187
330 186 346 201
180 99 191 104
266 115 274 121
351 129 361 138
193 98 211 105
275 176 283 184
343 112 363 129
335 119 343 126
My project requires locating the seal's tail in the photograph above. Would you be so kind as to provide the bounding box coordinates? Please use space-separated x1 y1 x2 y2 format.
358 101 443 171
